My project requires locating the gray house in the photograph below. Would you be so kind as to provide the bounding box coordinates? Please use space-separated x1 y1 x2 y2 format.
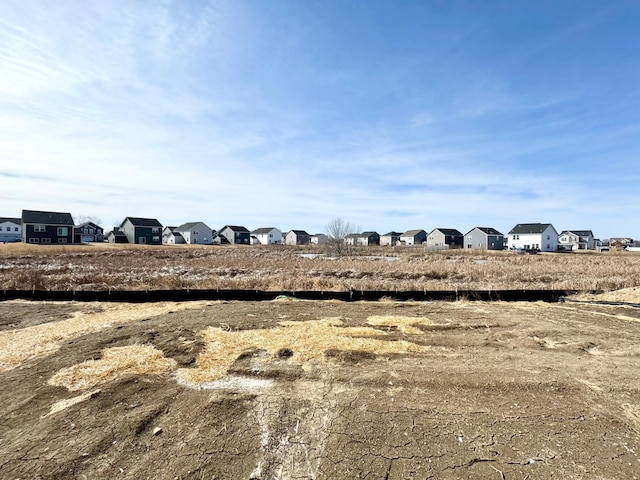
380 231 402 246
558 230 596 251
400 229 427 245
464 227 504 250
426 228 464 249
175 222 214 245
22 210 74 244
219 225 250 245
285 230 311 245
107 227 129 243
120 217 163 245
162 226 185 244
345 231 380 246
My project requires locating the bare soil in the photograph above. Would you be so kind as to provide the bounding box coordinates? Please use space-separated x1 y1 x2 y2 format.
2 296 640 479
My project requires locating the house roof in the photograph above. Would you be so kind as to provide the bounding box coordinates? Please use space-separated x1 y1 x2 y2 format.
109 230 127 238
472 227 503 236
432 228 463 236
75 221 103 229
509 223 553 234
176 221 209 231
124 217 162 228
22 210 74 225
221 225 249 233
252 227 279 235
288 230 310 236
381 231 402 237
350 231 379 238
401 229 426 237
560 230 594 237
0 217 21 225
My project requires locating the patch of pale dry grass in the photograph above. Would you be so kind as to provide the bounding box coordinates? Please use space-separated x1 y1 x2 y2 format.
366 315 435 334
0 300 209 371
176 318 429 386
48 345 176 391
42 389 101 417
570 287 640 304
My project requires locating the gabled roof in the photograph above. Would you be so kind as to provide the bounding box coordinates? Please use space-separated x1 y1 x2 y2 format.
432 228 463 236
288 230 310 236
109 229 127 238
401 229 426 237
381 231 402 237
350 231 379 238
471 227 503 236
560 230 594 237
252 227 279 235
123 217 162 228
75 221 103 229
221 225 250 233
22 210 74 226
176 221 209 231
0 217 21 225
509 223 553 234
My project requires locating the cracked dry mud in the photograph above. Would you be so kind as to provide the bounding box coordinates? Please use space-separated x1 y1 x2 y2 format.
1 298 640 479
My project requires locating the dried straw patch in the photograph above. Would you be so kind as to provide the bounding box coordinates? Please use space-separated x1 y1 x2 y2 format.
176 318 428 386
43 389 101 417
48 345 177 391
0 301 209 371
366 315 435 334
570 287 640 304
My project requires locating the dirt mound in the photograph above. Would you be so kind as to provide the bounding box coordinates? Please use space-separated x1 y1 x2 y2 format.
1 299 640 478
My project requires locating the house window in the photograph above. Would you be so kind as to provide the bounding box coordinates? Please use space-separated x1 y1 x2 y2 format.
14 227 18 231
57 227 68 236
0 227 3 231
547 235 550 240
34 225 46 232
41 238 51 244
139 237 146 244
153 236 160 243
58 238 67 244
152 228 159 234
29 238 39 243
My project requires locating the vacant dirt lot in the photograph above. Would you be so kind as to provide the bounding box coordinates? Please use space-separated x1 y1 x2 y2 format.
2 292 640 479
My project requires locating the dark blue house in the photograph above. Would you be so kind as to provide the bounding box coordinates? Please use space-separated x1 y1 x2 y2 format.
22 210 74 245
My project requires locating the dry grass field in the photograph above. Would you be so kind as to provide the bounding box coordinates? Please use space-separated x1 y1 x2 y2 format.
1 291 640 479
1 242 640 292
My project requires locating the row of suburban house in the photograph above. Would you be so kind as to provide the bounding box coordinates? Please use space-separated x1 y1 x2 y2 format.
2 211 637 252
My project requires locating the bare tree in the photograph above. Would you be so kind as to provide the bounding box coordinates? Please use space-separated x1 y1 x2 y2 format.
74 215 103 226
324 218 357 257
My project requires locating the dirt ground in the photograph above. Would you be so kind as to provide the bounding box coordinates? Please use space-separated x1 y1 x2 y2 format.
2 294 640 479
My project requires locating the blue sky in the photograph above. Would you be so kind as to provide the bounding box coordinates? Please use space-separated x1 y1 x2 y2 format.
1 1 639 238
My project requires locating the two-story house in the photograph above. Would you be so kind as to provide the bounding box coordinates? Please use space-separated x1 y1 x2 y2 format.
251 227 283 245
426 228 464 249
219 225 251 245
120 217 163 245
73 222 104 243
22 210 74 244
175 222 214 245
558 230 596 251
508 223 558 252
464 227 504 250
0 217 22 243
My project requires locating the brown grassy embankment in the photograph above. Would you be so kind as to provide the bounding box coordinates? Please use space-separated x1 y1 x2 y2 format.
0 243 639 292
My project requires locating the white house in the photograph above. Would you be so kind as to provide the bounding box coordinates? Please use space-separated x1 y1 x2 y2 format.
251 227 283 245
558 230 595 251
311 233 327 245
162 226 185 244
0 217 21 242
508 223 558 252
174 222 214 245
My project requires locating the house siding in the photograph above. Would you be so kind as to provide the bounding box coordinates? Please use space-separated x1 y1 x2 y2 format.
24 225 73 244
0 221 21 242
508 225 558 252
464 228 504 250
